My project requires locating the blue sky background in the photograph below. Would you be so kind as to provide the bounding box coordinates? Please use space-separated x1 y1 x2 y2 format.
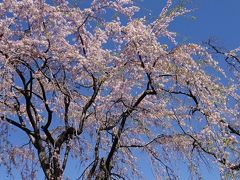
139 0 240 48
0 0 240 179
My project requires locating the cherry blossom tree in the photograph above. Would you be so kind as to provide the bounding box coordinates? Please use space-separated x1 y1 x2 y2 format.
0 0 239 179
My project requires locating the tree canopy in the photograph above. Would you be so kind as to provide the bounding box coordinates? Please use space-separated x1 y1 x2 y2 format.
0 0 239 179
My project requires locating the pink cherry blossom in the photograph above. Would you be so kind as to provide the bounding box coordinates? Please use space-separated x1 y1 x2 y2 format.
0 0 239 179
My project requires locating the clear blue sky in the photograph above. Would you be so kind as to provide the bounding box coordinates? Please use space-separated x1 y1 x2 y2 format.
0 0 240 179
140 0 240 49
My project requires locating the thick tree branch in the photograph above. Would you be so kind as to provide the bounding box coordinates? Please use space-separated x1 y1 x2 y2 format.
105 89 156 171
0 116 33 135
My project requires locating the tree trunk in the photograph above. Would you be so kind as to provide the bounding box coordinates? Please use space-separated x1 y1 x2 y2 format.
38 149 63 180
